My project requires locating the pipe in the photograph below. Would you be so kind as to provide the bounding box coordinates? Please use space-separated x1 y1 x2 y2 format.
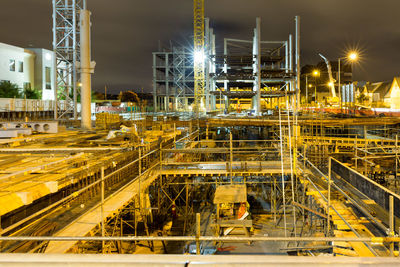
0 235 397 243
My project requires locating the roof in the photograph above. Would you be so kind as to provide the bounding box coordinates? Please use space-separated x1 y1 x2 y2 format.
213 184 247 204
367 81 391 98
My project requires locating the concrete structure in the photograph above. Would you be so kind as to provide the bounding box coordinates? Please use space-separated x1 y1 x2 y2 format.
0 42 56 100
79 8 94 130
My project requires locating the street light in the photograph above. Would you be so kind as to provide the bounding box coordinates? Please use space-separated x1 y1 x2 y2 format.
305 69 320 105
338 51 358 110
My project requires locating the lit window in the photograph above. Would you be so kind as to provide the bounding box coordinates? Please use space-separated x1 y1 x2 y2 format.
9 59 15 71
45 67 51 89
18 61 23 73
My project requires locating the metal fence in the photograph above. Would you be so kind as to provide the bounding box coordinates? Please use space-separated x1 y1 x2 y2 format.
331 157 400 218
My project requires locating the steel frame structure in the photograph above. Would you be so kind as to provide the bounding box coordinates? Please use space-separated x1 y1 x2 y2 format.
52 0 85 119
152 48 194 112
209 18 298 115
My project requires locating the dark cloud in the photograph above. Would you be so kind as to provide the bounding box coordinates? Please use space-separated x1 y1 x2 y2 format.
1 0 399 93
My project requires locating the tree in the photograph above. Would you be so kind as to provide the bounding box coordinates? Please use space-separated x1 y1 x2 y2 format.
23 87 41 99
0 81 22 98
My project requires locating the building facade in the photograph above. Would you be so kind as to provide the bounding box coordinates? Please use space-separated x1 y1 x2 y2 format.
0 42 55 100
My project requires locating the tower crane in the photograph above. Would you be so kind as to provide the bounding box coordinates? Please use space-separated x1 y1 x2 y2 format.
193 0 205 115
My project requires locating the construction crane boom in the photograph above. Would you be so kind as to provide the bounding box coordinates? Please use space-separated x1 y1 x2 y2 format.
318 53 337 98
193 0 205 115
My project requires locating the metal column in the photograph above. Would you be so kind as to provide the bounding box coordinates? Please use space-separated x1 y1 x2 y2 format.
253 18 261 115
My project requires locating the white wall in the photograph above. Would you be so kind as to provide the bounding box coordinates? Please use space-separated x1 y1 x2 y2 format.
0 42 35 91
28 48 55 100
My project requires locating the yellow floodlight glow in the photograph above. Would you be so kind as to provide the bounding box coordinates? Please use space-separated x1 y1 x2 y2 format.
313 70 320 76
308 84 313 88
328 82 334 87
348 52 358 61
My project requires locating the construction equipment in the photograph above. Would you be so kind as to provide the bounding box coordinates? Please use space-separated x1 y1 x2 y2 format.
106 124 139 141
193 0 205 115
319 53 339 106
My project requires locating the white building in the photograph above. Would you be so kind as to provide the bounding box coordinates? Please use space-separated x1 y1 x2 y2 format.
0 42 55 100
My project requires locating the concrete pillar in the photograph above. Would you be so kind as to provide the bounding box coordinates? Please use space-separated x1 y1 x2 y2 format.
80 9 94 130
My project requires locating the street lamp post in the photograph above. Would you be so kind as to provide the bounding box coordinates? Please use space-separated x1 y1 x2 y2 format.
338 52 358 113
304 70 320 107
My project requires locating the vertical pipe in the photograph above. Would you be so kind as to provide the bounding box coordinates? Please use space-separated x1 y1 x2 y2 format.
305 75 308 105
173 123 176 148
80 8 92 130
285 41 288 74
153 53 157 113
52 0 58 119
101 166 105 253
394 134 398 187
389 195 394 256
139 148 142 212
223 38 228 111
327 157 331 236
355 136 358 169
196 213 201 255
364 126 367 175
230 131 233 183
165 55 169 112
210 29 216 111
255 17 261 115
295 16 300 104
205 18 210 112
338 58 342 112
294 17 300 177
184 177 188 233
73 0 78 120
289 34 293 73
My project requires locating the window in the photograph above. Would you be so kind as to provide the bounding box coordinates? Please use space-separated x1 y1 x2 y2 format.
23 82 31 90
45 67 51 89
18 61 23 73
9 59 15 71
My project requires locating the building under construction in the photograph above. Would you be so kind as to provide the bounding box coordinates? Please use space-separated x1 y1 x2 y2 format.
0 0 400 266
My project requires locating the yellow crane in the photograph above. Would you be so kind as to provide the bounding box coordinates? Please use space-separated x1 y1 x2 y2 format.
193 0 205 115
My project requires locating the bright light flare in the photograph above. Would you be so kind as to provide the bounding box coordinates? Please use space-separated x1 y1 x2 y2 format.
328 82 334 88
312 70 320 76
348 52 358 61
193 50 205 64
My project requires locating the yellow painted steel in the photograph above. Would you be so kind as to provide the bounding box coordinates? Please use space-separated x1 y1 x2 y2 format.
193 0 205 115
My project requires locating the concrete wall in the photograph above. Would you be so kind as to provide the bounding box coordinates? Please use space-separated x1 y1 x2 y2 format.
0 42 35 90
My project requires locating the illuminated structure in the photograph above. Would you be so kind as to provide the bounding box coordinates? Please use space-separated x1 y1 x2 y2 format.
193 0 205 115
52 0 86 119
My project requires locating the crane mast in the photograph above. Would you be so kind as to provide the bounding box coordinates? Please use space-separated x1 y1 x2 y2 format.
193 0 205 116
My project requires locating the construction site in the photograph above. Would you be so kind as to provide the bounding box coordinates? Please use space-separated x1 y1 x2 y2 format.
0 0 400 266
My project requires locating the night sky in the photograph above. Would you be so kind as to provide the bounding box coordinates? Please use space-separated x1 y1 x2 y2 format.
1 0 399 94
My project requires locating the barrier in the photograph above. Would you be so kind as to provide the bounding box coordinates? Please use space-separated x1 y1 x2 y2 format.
331 157 400 218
